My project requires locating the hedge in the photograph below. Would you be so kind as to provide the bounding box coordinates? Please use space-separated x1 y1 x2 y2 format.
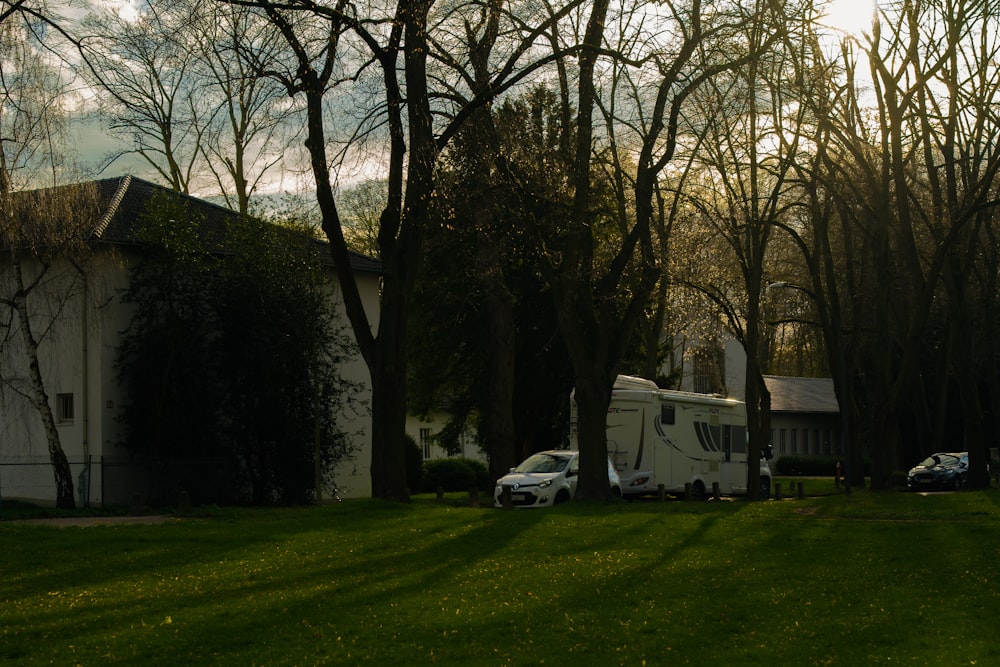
421 457 491 493
774 456 872 477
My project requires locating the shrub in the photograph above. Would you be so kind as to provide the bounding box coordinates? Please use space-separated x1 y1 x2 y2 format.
420 457 492 493
457 457 491 491
421 458 475 493
775 456 844 476
775 456 873 477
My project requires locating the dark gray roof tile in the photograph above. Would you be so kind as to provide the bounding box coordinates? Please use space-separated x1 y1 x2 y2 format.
18 175 381 275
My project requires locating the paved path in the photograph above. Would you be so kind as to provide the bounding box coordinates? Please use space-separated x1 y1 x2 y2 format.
12 515 174 527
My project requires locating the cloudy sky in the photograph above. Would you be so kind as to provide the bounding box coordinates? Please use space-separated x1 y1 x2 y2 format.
56 0 875 197
825 0 878 37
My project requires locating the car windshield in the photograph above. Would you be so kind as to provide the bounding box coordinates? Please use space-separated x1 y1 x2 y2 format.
920 454 960 467
515 453 572 474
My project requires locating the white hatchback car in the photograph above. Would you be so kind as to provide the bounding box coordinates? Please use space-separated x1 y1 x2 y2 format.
493 450 622 508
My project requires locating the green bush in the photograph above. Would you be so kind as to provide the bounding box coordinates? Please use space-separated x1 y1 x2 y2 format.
775 456 873 477
421 457 491 493
775 456 844 476
457 457 491 491
421 458 474 493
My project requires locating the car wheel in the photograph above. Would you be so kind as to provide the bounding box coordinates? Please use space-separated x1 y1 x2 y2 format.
690 480 706 501
759 477 771 500
554 489 571 504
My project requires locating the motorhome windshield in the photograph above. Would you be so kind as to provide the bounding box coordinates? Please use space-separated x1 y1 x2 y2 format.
515 454 571 474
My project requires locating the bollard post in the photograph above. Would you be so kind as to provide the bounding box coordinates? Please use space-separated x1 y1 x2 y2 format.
501 486 513 509
775 483 783 501
469 486 479 508
130 493 143 516
436 486 444 501
797 481 804 499
684 482 692 500
658 484 666 502
712 482 721 501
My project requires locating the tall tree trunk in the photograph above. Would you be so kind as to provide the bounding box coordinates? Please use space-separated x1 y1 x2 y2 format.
745 282 771 500
289 32 413 501
465 0 515 481
744 332 769 500
369 336 409 501
477 230 517 481
559 0 615 501
641 281 669 380
569 362 615 502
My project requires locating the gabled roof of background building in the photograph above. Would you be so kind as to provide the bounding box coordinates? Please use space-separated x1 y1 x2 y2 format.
764 376 840 414
21 175 381 274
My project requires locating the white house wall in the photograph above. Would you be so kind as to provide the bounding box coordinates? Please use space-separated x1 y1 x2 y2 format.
0 251 128 507
327 272 379 500
93 250 141 505
1 246 380 506
0 255 78 505
770 414 842 461
673 332 748 400
723 338 748 400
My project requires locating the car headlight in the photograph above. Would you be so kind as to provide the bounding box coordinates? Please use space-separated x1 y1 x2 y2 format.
538 479 552 488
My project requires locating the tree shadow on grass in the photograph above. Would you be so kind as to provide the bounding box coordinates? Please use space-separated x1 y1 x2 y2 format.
0 499 553 663
17 495 999 664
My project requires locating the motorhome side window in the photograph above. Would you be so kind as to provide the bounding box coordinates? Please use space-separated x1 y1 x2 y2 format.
661 404 675 425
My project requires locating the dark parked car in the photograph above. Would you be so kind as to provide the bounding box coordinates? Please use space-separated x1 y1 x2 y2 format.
906 452 969 491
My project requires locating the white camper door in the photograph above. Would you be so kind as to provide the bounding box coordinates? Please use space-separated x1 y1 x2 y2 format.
719 422 748 494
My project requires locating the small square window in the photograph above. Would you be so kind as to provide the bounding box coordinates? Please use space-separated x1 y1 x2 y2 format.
661 404 675 425
57 393 74 423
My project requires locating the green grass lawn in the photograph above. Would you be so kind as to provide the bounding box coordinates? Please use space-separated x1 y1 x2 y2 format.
2 489 998 666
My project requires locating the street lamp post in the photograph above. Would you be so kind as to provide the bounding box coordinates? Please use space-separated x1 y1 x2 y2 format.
838 341 851 496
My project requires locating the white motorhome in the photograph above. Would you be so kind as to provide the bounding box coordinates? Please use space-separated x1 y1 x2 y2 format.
570 375 771 500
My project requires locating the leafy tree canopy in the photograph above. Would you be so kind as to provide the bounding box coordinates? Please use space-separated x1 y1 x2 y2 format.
117 190 363 505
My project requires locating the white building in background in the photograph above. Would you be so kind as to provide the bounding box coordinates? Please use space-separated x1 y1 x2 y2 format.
667 331 840 460
405 410 487 463
0 176 381 506
671 333 748 399
764 376 842 460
